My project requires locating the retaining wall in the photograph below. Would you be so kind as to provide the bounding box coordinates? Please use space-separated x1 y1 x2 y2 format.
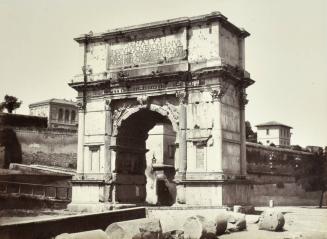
0 207 146 239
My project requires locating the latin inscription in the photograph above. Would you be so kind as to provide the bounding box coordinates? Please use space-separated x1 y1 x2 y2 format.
108 36 185 67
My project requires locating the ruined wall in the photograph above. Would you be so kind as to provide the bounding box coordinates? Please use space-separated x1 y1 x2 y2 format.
246 142 325 206
246 142 313 176
0 127 77 169
0 113 47 128
17 128 77 168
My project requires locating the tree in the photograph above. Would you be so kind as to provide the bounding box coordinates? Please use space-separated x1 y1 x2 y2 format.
245 121 257 143
0 95 22 113
294 148 327 208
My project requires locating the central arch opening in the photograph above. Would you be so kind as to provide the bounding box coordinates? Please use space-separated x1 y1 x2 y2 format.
115 108 177 205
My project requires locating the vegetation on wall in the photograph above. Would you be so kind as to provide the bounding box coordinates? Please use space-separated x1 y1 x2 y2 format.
0 95 22 113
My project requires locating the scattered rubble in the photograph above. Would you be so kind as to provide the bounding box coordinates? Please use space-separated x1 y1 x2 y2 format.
227 212 247 232
105 218 162 239
183 214 228 239
258 209 285 231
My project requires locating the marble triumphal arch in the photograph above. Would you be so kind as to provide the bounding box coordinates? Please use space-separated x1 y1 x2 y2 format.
68 12 254 211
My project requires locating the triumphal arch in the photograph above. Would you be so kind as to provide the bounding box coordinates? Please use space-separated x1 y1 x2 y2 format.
68 12 254 211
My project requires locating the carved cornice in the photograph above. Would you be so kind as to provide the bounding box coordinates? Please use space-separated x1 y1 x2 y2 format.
74 12 249 44
210 80 229 101
192 65 254 88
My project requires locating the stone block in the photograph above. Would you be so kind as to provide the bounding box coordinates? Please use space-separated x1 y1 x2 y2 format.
258 209 285 231
55 229 108 239
105 218 162 239
162 230 184 239
215 213 229 235
227 212 246 231
183 215 227 239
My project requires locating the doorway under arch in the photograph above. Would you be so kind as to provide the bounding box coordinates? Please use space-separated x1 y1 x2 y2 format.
114 108 177 205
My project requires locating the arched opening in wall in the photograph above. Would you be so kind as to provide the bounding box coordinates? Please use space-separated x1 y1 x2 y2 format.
115 108 177 206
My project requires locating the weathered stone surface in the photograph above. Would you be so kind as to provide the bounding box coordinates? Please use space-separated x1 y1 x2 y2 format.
227 212 246 231
233 205 255 214
215 213 228 235
162 230 184 239
105 218 162 239
55 229 108 239
183 215 225 239
258 209 285 231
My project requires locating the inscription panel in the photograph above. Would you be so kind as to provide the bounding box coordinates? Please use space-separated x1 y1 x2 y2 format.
108 34 186 67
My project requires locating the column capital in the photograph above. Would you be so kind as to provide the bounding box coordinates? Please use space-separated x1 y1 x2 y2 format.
176 90 187 104
77 102 85 112
239 88 248 110
210 81 229 102
105 99 112 111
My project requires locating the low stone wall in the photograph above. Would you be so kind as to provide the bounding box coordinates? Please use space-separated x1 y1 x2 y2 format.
246 143 325 206
0 207 146 239
250 182 325 206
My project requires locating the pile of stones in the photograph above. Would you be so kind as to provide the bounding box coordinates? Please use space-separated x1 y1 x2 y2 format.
54 208 286 239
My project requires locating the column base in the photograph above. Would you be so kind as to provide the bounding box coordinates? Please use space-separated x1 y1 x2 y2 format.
175 179 252 206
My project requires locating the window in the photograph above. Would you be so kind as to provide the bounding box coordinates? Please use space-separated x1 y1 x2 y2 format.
58 109 63 121
266 129 270 135
64 109 70 122
71 110 76 123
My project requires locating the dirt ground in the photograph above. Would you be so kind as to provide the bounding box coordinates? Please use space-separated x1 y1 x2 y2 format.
0 206 327 238
221 206 327 239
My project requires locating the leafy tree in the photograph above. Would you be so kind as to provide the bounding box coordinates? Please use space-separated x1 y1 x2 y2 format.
294 148 327 208
245 121 257 142
0 95 22 113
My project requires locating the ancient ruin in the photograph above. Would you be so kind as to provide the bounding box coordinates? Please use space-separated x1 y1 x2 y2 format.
68 12 254 210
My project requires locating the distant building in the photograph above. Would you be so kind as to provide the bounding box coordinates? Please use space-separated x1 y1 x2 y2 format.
256 121 292 146
29 99 78 130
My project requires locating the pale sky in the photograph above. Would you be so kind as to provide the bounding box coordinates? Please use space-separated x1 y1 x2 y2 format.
0 0 326 147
